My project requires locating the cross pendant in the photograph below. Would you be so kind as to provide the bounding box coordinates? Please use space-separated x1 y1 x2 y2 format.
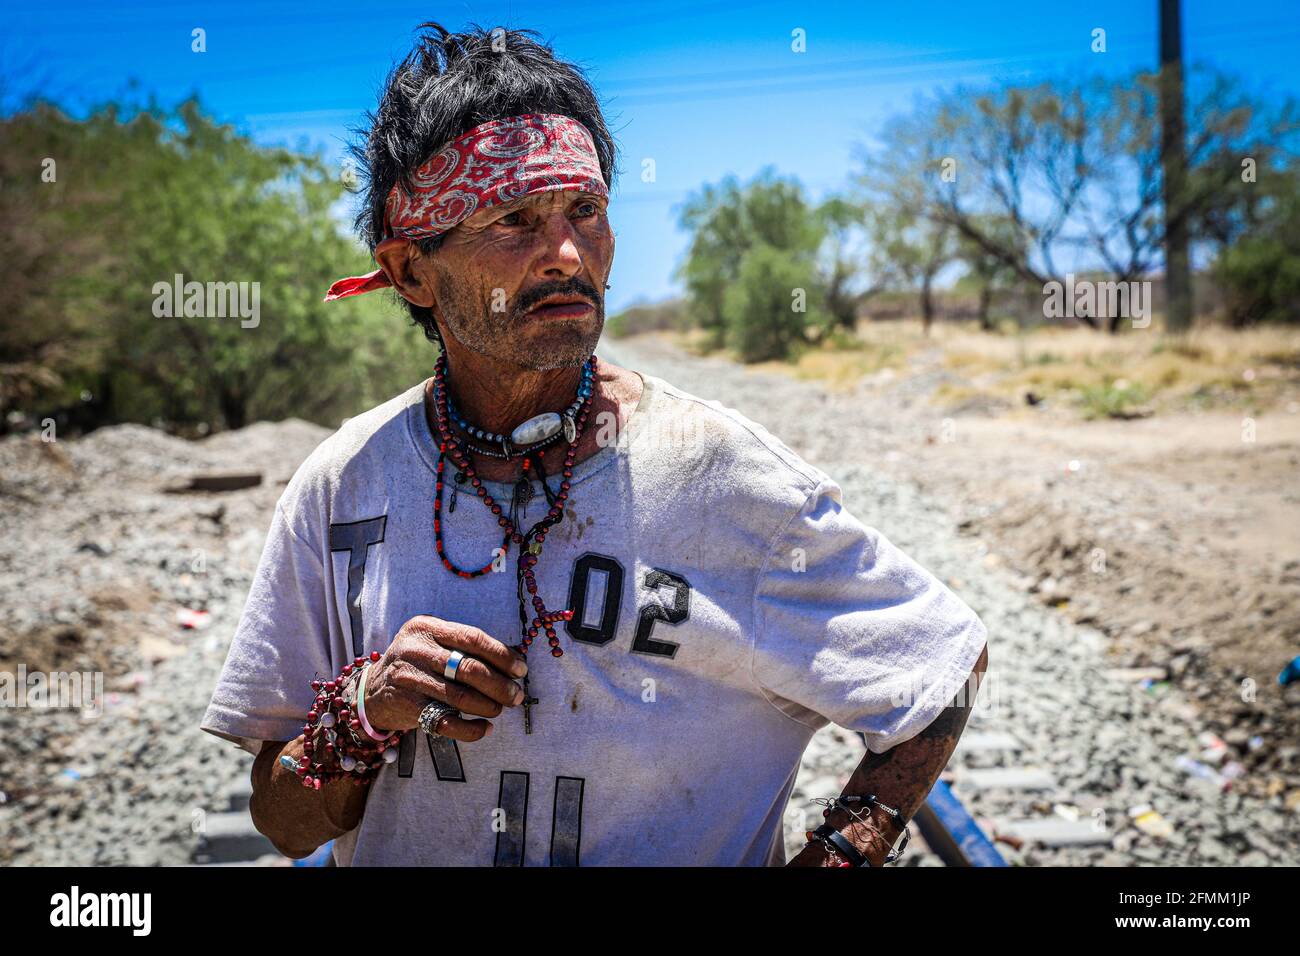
521 680 539 734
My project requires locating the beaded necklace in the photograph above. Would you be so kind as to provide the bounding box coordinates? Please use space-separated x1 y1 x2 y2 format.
446 376 587 456
430 353 598 734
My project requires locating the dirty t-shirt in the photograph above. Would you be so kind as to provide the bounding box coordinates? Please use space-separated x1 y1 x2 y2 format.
200 361 988 866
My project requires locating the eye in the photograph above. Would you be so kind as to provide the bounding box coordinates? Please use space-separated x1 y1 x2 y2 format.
496 210 525 227
572 200 601 219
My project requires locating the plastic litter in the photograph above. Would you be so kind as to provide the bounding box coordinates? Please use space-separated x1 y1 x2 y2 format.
1175 755 1231 790
1052 803 1081 822
176 608 211 630
993 831 1025 851
1130 804 1174 839
1198 733 1229 765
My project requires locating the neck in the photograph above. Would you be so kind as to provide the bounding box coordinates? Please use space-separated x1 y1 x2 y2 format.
440 340 585 435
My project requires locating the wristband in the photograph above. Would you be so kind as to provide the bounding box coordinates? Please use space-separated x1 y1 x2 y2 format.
355 663 390 742
811 823 870 867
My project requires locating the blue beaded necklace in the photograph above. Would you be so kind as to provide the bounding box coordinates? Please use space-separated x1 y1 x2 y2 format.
443 360 594 459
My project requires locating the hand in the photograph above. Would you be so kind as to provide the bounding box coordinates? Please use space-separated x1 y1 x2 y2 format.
361 615 529 742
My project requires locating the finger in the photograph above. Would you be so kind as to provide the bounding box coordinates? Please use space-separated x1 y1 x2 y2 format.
400 641 525 708
445 655 527 708
429 619 528 678
431 713 493 742
388 664 506 717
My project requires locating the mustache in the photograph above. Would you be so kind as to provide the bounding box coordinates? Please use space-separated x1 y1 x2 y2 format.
513 277 603 314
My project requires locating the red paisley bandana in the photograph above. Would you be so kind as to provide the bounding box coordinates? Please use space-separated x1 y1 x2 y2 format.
324 113 607 301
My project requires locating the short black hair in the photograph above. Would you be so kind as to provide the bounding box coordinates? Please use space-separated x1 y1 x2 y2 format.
351 22 618 342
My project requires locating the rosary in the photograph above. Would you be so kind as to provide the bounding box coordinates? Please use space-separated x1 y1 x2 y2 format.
430 353 597 734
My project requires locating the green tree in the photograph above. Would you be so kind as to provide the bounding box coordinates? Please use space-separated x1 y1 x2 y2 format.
0 101 120 420
867 207 956 335
814 195 886 334
954 215 1024 330
0 97 433 431
677 168 823 360
723 244 821 362
858 69 1300 332
1213 170 1300 325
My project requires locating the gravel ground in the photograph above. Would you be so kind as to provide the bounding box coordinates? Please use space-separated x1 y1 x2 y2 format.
0 422 329 865
1 335 1295 865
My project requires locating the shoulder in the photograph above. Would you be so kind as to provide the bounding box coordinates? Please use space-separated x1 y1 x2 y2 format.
632 373 835 522
640 374 828 487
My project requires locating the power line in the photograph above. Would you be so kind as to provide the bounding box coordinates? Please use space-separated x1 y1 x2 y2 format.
594 15 1297 92
233 25 1300 128
18 7 1291 92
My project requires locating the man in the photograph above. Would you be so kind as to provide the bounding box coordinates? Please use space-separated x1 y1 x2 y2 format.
201 22 988 867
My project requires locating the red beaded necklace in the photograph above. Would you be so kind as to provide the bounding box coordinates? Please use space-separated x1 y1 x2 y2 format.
430 354 597 733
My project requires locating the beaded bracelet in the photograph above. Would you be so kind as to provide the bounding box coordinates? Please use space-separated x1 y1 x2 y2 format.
285 653 402 790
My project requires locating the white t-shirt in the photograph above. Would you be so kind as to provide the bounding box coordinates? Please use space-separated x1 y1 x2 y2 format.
201 365 987 866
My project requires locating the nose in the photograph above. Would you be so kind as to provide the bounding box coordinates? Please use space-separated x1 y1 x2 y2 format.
531 210 584 280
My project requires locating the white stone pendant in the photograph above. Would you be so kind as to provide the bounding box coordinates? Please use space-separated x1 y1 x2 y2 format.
511 412 562 446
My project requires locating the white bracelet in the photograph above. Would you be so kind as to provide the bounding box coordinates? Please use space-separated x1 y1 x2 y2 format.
355 664 390 742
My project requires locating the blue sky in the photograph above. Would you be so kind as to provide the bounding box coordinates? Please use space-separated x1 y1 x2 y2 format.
7 1 1300 311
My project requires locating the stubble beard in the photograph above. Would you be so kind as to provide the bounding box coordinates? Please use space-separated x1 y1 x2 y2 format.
434 274 604 370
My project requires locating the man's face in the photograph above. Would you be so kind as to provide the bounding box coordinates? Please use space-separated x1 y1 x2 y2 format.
421 190 614 370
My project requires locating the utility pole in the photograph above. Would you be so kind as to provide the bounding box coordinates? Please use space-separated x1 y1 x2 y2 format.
1159 0 1193 333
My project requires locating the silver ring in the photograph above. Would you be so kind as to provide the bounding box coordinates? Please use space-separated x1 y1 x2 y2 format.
444 650 466 682
418 700 459 738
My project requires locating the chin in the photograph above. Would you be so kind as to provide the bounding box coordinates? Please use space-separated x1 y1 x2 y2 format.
512 317 603 370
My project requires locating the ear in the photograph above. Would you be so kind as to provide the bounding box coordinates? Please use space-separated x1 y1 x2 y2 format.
374 240 437 308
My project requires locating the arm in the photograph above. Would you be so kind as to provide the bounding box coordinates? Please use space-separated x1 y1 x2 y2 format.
788 643 988 867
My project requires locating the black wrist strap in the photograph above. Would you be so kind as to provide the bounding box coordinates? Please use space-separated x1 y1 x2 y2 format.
813 824 871 867
834 795 910 863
